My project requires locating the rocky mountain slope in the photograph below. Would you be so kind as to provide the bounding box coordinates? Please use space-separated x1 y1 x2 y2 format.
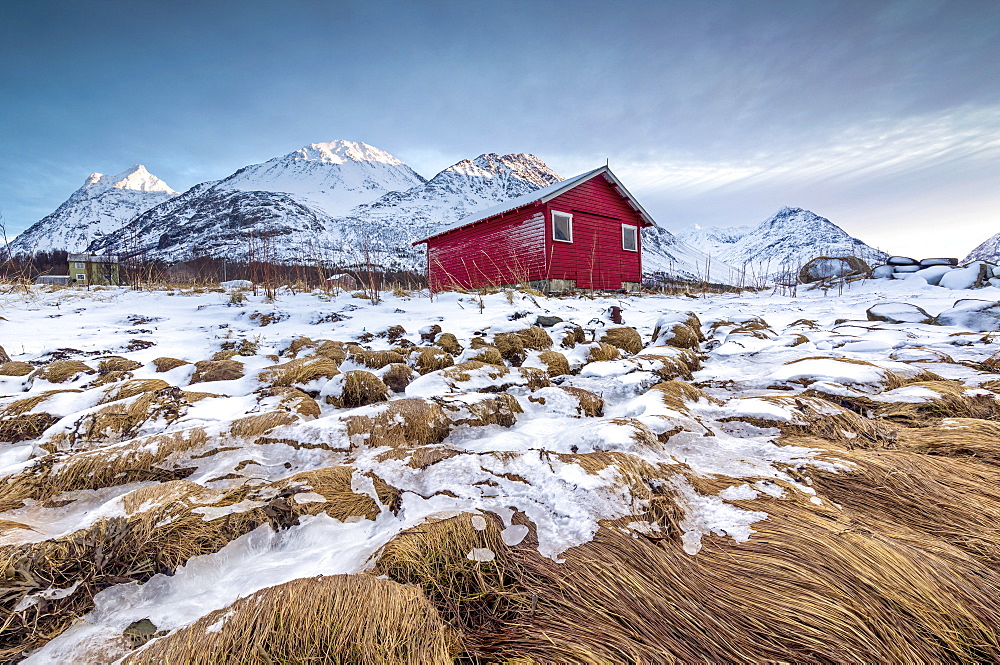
678 207 888 281
8 165 177 255
962 233 1000 264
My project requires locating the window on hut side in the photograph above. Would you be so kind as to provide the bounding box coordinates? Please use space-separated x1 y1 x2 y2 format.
622 224 638 252
75 262 85 269
552 211 573 243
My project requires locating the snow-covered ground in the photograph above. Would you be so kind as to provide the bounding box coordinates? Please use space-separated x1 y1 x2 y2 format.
3 278 1000 661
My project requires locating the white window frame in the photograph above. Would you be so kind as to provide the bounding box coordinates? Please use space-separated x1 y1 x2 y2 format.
75 262 85 269
622 224 638 252
75 274 86 281
552 211 573 243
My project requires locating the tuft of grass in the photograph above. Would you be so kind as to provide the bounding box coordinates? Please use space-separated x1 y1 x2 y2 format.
189 360 244 384
30 360 95 384
599 326 643 355
413 347 455 375
326 370 390 408
152 357 190 373
537 350 570 377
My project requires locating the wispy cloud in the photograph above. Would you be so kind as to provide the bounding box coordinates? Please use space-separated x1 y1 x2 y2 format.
599 105 1000 197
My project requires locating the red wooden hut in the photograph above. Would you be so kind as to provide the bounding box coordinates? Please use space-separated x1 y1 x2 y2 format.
413 166 656 293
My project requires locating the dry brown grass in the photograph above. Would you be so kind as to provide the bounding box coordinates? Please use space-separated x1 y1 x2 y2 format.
343 398 451 449
152 357 190 373
125 575 459 665
99 378 171 404
434 332 463 355
492 332 526 362
414 347 455 375
98 357 142 373
600 326 643 355
650 381 710 414
351 349 406 369
0 361 34 376
260 386 321 418
515 326 552 350
189 359 244 384
316 340 349 363
437 393 523 428
875 381 1000 426
325 370 390 408
585 342 621 362
467 345 504 366
552 386 605 416
536 350 570 377
282 336 317 358
259 356 340 389
382 363 416 393
633 352 699 380
0 390 78 443
749 394 898 447
228 410 302 439
30 360 95 384
63 388 212 448
897 418 1000 461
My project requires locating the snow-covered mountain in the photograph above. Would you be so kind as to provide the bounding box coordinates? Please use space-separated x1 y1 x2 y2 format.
678 207 887 280
963 233 1000 264
9 165 178 255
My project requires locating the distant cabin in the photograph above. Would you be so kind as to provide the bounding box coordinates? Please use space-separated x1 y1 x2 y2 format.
68 253 121 285
413 166 655 293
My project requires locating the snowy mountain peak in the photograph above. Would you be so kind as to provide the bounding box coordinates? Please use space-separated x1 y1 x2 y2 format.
290 140 407 166
82 165 177 196
441 153 561 189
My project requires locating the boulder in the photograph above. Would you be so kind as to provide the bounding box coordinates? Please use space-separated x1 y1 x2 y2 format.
871 265 895 279
888 256 919 266
798 256 871 283
535 315 564 328
920 258 958 267
935 299 1000 331
892 265 921 274
910 265 954 285
939 263 989 290
866 302 934 324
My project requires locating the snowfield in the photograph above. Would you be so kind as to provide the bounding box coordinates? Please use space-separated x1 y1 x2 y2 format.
4 279 1000 662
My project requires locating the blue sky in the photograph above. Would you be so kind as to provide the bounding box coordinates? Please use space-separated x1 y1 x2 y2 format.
1 0 998 256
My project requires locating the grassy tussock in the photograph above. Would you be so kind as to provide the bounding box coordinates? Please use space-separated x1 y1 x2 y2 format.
492 333 526 362
152 357 190 373
351 349 405 369
66 387 209 446
0 390 78 443
536 350 569 377
126 575 459 665
189 359 244 384
99 379 171 405
434 332 463 355
30 360 95 384
557 325 587 349
556 386 605 416
585 342 621 362
260 386 321 418
875 381 1000 426
97 357 142 373
650 381 709 414
316 340 348 363
259 356 340 389
325 370 390 408
343 398 451 449
278 466 385 521
373 512 525 650
633 353 698 380
281 336 316 358
382 363 416 393
89 370 132 387
376 446 462 470
783 356 942 391
599 327 643 355
413 347 455 375
228 410 302 439
467 346 504 366
514 326 552 351
897 418 1000 460
0 361 34 376
0 428 211 509
756 394 898 447
437 393 523 428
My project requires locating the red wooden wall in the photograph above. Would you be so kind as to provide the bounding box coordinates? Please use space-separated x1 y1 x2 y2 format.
424 172 648 292
426 207 546 291
544 175 644 289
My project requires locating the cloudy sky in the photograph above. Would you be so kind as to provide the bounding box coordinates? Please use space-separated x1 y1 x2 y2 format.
1 0 998 257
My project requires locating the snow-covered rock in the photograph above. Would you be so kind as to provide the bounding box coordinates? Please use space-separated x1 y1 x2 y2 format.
939 264 988 290
866 302 933 324
9 165 178 255
935 299 1000 331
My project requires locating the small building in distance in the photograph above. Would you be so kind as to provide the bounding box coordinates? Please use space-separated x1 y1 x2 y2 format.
68 254 121 285
413 166 656 293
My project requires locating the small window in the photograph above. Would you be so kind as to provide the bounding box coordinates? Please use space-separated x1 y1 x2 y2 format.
622 224 638 252
552 211 573 243
75 274 86 281
75 262 85 269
